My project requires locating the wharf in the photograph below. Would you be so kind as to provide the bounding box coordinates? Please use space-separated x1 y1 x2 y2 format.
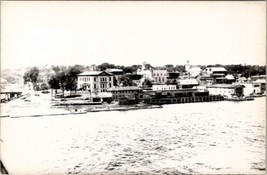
144 95 224 105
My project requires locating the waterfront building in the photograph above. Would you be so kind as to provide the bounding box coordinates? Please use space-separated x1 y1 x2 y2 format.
202 67 227 84
107 86 143 101
250 75 266 81
207 84 245 98
90 92 113 103
177 79 199 89
237 82 262 96
142 88 223 104
253 79 266 92
77 71 114 93
152 84 177 91
152 69 168 84
196 75 213 85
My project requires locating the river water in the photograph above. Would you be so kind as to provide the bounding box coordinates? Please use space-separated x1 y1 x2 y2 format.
0 97 265 174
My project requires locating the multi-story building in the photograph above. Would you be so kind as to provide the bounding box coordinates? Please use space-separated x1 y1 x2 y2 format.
152 69 168 84
202 67 228 84
77 71 114 93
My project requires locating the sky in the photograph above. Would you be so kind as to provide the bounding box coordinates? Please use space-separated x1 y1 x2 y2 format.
1 1 266 70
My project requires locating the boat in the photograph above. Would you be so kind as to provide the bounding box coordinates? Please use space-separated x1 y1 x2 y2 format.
224 96 254 101
251 93 266 98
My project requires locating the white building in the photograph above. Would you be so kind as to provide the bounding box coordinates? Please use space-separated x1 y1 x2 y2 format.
178 79 199 89
207 84 245 98
152 69 168 84
152 84 177 91
137 62 153 84
77 71 114 93
238 83 261 96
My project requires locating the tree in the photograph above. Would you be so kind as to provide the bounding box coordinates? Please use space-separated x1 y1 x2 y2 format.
23 67 40 90
118 75 135 86
142 78 152 88
98 63 116 71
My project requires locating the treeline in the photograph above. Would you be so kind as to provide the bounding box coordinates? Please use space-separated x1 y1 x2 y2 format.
21 63 266 92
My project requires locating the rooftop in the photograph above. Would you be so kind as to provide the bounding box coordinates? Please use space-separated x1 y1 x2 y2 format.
178 79 199 85
205 67 227 72
105 68 123 72
78 71 112 76
207 84 245 88
107 86 141 91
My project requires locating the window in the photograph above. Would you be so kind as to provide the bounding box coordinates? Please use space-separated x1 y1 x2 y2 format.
109 83 111 87
109 77 111 81
94 84 96 89
94 78 96 81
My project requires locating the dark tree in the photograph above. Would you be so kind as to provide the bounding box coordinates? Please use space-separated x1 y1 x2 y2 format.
118 75 135 86
142 78 153 88
23 67 40 90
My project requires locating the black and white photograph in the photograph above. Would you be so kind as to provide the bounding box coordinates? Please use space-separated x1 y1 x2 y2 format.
0 1 266 174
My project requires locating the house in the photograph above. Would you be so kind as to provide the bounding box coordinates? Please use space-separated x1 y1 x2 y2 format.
250 75 266 81
77 71 114 93
152 84 177 91
207 84 245 98
107 86 143 101
225 74 236 84
202 67 227 84
177 79 199 89
152 69 168 84
196 75 213 85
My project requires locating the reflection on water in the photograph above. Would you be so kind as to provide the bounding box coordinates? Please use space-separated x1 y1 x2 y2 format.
1 98 265 174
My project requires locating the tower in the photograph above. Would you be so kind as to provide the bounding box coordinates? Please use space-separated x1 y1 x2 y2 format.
185 60 190 72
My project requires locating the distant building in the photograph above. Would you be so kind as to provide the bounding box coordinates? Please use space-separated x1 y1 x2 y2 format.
107 86 143 101
178 79 199 89
188 67 202 78
253 79 266 92
250 75 266 81
196 75 213 85
152 69 168 84
207 84 245 98
225 74 236 84
203 67 228 84
185 60 190 72
237 83 261 96
105 68 124 76
77 71 114 93
137 62 153 85
152 84 177 91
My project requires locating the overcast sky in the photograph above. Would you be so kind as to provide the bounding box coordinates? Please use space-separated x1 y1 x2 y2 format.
1 1 266 69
